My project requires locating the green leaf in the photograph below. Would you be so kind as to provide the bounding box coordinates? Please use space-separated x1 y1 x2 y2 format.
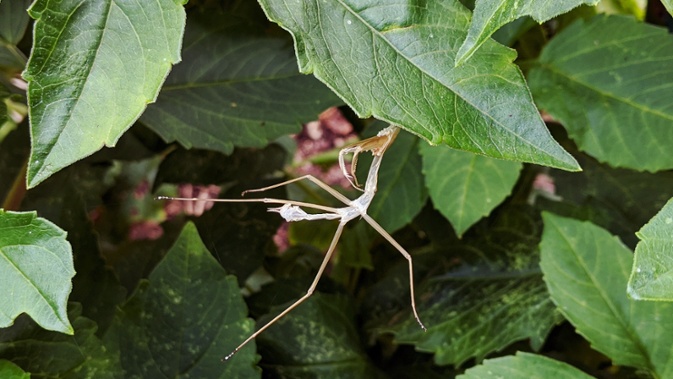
540 213 673 377
0 304 121 378
420 144 521 236
103 222 260 378
628 197 673 301
0 360 29 379
24 0 186 188
458 352 594 379
0 0 30 44
385 207 561 366
456 0 600 65
255 290 385 378
529 15 673 172
141 9 341 153
0 210 75 334
258 0 579 171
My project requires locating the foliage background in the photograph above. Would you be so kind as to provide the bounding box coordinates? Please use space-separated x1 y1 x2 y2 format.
1 0 672 378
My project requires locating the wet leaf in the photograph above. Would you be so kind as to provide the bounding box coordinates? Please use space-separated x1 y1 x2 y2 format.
103 222 260 378
420 144 521 236
628 197 673 301
541 213 673 377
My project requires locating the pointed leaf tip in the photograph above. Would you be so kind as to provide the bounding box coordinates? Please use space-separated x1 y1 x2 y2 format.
258 0 582 170
0 210 75 334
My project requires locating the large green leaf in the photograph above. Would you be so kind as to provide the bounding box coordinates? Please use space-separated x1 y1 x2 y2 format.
455 0 600 65
529 15 673 172
24 0 186 187
0 304 121 378
0 360 29 379
0 210 74 334
420 143 521 236
103 222 260 378
540 213 673 377
628 197 673 301
258 0 579 171
382 207 561 366
458 352 594 379
141 9 341 153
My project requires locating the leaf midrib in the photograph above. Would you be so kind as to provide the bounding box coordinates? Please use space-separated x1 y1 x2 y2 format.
538 63 673 123
0 245 68 328
550 220 655 371
329 0 555 157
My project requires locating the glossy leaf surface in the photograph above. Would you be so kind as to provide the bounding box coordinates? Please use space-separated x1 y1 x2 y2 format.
628 197 673 301
258 0 579 171
541 213 673 377
0 210 74 334
24 0 186 187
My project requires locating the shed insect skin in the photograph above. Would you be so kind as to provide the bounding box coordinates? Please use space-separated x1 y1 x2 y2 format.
158 125 426 361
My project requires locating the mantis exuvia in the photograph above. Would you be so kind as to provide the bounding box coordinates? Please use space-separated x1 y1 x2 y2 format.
159 125 426 361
